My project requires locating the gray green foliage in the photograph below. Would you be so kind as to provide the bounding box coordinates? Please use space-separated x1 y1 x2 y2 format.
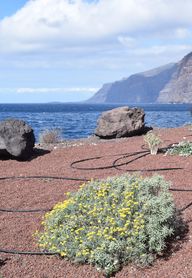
144 131 162 148
166 141 192 156
144 131 162 154
39 128 61 144
36 174 183 277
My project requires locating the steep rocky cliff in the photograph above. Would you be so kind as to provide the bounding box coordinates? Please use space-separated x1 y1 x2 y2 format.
88 52 192 104
157 52 192 103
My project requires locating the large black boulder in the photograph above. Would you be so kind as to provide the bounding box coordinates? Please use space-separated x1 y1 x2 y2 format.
0 119 35 160
95 106 146 139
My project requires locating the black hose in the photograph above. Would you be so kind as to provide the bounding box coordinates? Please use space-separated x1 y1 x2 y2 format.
1 186 191 214
0 208 51 213
0 150 189 214
0 249 58 255
0 175 89 182
179 201 192 212
0 148 192 257
113 153 183 172
71 150 149 170
71 149 183 172
0 176 90 213
112 152 150 169
170 188 192 192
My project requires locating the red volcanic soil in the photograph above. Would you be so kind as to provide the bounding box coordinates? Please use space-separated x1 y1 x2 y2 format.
0 126 192 278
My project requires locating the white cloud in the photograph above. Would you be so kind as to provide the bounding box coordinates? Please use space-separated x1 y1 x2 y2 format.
117 36 136 48
0 87 98 94
132 44 192 56
1 0 192 54
0 0 192 97
174 28 191 39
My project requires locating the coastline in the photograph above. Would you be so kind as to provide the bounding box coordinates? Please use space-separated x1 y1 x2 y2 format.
35 125 192 151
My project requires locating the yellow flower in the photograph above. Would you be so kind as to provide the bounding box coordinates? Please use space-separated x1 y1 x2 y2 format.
60 251 66 257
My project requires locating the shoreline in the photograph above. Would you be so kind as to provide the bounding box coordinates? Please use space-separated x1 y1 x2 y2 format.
35 125 192 151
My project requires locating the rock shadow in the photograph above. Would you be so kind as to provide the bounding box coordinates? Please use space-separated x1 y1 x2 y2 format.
0 148 50 162
0 257 9 268
28 148 51 161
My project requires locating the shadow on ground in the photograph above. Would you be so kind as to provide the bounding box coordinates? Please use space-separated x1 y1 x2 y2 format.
0 148 50 162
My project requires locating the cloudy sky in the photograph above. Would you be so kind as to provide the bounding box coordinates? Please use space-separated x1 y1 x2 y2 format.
0 0 192 103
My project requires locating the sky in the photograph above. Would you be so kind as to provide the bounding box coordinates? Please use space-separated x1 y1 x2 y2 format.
0 0 192 103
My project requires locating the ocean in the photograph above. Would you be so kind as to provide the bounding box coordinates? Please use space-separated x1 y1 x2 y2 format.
0 103 192 141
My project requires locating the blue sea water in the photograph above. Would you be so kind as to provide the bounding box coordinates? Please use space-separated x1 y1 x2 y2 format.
0 103 192 141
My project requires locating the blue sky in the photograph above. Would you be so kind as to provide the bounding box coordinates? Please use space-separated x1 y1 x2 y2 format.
0 0 27 19
0 0 192 103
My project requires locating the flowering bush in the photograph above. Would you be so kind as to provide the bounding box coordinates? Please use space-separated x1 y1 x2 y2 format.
36 175 181 277
166 141 192 156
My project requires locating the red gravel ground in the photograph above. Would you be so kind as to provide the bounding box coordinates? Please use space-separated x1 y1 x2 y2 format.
0 126 192 278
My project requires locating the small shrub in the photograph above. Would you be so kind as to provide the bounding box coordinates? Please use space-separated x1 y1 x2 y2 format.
166 141 192 156
188 124 192 132
144 131 162 155
36 175 182 277
39 129 61 144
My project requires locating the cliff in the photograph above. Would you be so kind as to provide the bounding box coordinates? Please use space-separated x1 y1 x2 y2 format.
88 52 192 104
157 52 192 103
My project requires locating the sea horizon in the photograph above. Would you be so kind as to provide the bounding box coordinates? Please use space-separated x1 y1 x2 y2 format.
0 103 192 141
